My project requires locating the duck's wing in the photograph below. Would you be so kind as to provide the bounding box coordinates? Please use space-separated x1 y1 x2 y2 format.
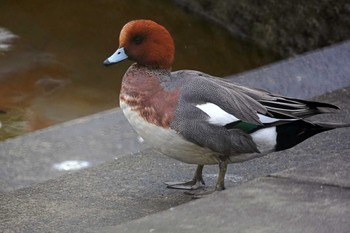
169 70 339 155
173 70 338 126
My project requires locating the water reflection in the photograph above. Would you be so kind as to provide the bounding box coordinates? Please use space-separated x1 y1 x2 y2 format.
0 0 279 140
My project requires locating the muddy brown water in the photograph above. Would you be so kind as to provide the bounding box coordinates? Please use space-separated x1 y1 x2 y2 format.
0 0 279 140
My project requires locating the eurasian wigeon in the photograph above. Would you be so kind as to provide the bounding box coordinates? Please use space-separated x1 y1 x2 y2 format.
104 20 349 194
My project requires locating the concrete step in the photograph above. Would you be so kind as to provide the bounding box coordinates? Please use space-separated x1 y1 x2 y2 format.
95 150 350 233
0 126 349 232
0 109 148 192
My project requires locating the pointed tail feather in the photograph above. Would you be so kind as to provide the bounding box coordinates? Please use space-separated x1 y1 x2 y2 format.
261 97 341 120
311 122 350 129
275 120 349 151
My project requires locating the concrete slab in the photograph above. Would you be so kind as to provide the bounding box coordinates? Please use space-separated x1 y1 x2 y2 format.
99 176 350 233
231 40 350 99
0 109 147 192
0 150 191 233
273 152 350 188
1 146 349 232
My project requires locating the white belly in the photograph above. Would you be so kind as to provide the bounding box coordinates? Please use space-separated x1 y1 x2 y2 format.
120 100 219 165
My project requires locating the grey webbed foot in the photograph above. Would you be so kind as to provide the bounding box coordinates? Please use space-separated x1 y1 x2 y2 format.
183 160 228 198
165 164 205 190
165 180 204 190
184 189 217 199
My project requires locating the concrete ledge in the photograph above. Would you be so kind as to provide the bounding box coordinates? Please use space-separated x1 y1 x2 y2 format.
0 109 147 192
230 40 350 99
103 169 350 233
102 134 350 233
273 151 350 188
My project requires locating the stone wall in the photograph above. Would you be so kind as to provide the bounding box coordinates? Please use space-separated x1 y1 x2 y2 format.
173 0 350 57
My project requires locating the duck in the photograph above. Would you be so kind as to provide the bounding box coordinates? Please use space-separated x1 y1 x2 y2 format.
104 19 349 194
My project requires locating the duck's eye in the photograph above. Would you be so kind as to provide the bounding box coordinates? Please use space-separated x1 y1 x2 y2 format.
133 35 144 45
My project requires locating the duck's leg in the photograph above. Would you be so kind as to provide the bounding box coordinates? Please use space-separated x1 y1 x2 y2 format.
165 165 205 190
185 160 228 198
215 159 227 191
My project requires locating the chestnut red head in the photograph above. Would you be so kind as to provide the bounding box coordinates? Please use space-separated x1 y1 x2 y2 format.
104 20 175 70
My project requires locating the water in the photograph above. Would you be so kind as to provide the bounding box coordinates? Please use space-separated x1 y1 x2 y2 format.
0 0 279 140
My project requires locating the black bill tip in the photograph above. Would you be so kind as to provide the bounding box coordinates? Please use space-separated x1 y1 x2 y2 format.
103 59 112 66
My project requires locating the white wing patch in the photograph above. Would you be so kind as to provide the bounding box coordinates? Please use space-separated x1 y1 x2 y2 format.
196 103 239 126
258 114 283 123
196 102 296 125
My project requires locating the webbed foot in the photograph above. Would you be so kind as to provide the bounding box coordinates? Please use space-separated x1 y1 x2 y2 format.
184 160 228 199
165 165 205 190
165 180 204 190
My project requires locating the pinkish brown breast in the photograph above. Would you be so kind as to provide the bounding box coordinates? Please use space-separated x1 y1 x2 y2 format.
120 65 179 128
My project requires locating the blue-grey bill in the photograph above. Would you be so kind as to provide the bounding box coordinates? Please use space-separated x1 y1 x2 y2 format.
104 47 128 66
